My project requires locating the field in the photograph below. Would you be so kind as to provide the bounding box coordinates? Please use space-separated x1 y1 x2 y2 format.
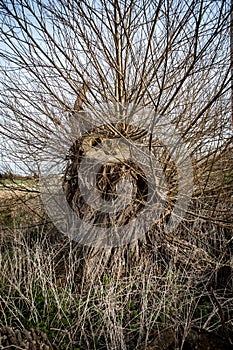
0 171 232 350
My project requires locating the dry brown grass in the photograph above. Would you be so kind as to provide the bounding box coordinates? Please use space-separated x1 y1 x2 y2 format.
0 209 232 349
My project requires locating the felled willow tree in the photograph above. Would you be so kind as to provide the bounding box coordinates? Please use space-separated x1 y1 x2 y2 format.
0 0 232 285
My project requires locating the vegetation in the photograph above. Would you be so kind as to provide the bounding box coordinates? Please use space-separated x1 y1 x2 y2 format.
0 0 232 349
0 161 232 349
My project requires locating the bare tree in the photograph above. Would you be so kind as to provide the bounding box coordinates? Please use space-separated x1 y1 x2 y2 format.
0 0 232 285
